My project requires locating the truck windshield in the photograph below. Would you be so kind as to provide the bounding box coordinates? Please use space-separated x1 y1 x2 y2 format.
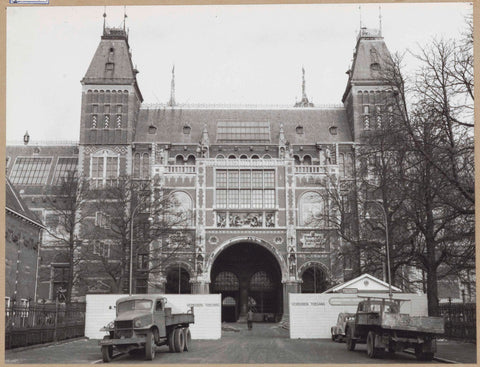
117 300 152 313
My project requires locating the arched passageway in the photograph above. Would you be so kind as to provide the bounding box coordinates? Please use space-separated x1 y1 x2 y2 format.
301 265 328 293
165 266 191 294
210 242 283 322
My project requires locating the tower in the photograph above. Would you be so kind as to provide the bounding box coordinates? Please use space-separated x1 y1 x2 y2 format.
78 22 143 180
342 27 392 141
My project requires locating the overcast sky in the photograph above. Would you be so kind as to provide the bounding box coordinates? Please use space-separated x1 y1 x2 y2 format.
6 3 472 142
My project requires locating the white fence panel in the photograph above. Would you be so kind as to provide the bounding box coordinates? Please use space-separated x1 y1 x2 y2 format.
85 294 221 340
289 293 428 339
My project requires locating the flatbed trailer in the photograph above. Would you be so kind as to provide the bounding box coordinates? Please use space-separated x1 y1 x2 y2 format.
345 297 444 361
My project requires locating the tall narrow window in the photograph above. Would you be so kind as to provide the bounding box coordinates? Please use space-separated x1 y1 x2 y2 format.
90 150 119 187
141 153 150 178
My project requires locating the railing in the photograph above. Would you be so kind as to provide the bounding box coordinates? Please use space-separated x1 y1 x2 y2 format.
439 302 476 341
294 165 338 174
5 303 86 349
141 103 344 110
165 165 196 174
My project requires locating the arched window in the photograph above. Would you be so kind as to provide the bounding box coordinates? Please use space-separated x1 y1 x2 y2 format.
251 155 259 159
175 155 184 165
186 155 196 165
240 155 248 159
133 153 141 178
249 271 274 291
141 153 149 178
303 155 312 165
213 272 239 292
346 153 354 177
263 154 272 159
338 153 345 177
301 266 328 293
228 155 237 159
165 266 191 294
293 155 301 165
216 154 225 159
299 192 324 227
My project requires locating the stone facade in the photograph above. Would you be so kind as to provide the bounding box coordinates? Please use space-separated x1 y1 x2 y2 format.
6 25 394 319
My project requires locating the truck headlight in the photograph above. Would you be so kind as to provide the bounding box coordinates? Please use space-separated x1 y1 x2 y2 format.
134 319 142 328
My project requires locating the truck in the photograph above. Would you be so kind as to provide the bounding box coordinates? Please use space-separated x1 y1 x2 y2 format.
99 295 194 362
331 312 355 342
345 297 444 361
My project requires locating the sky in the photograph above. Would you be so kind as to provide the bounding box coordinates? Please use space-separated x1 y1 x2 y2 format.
6 3 472 142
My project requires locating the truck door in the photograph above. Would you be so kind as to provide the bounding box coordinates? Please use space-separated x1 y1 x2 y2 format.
155 299 167 337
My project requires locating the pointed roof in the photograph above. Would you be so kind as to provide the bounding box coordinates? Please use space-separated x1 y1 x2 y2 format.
82 27 143 101
342 27 392 102
6 179 45 229
324 273 402 294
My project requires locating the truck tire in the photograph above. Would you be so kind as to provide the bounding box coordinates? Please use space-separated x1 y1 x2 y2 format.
367 331 382 358
168 330 175 352
415 345 434 361
183 327 192 352
145 331 156 361
346 328 356 351
173 328 185 353
101 336 113 363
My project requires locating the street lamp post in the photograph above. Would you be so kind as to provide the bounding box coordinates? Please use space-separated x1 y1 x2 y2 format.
129 203 142 296
366 200 392 299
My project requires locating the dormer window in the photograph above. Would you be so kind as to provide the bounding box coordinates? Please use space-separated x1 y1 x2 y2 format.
148 125 157 134
296 125 304 134
329 126 338 135
370 63 381 71
183 125 191 135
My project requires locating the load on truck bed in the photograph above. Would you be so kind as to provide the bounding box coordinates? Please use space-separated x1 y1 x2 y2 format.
345 297 444 361
99 295 194 362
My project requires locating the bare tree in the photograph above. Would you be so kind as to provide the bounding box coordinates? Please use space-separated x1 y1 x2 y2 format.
80 176 192 294
44 172 89 303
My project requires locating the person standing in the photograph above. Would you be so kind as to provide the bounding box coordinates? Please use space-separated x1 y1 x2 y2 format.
247 309 254 330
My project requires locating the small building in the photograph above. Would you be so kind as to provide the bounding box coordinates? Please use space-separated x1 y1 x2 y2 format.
5 179 45 308
324 273 402 294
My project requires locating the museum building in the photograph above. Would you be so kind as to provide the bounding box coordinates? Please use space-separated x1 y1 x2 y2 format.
6 24 393 321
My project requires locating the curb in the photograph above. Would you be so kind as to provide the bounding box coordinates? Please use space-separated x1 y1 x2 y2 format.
6 337 88 353
403 349 458 364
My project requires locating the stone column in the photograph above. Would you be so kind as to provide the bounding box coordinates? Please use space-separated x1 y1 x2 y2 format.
282 280 302 322
191 280 210 294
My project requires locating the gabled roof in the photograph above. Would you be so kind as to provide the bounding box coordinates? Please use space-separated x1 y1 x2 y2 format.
342 28 393 101
6 179 44 229
134 105 352 145
324 273 402 293
82 27 142 101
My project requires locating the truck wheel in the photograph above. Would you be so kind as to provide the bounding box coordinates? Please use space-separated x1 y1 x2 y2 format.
346 328 356 351
415 345 434 361
173 328 185 353
145 331 156 361
367 331 381 358
168 330 175 352
183 327 192 352
101 336 113 363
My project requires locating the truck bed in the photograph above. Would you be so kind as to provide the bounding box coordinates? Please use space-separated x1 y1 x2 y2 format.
381 313 444 334
165 313 194 327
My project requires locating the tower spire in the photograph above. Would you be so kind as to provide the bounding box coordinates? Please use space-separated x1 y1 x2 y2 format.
294 66 314 108
168 65 176 107
378 5 382 35
359 5 362 29
302 66 306 101
123 5 128 32
103 6 107 34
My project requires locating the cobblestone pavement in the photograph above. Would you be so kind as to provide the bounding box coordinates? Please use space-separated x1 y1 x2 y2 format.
5 323 476 364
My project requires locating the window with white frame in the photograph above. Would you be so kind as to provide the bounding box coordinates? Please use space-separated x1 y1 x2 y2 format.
90 150 119 187
93 241 111 258
215 169 275 209
95 212 111 229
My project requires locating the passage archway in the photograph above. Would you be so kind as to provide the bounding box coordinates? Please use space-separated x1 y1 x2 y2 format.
165 266 191 294
210 242 283 322
301 265 328 293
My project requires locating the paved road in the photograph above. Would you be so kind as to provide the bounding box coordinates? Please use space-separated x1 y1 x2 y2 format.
108 323 433 364
6 323 448 364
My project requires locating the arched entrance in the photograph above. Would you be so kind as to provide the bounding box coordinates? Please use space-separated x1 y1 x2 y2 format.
300 264 329 293
210 242 283 322
165 266 191 294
